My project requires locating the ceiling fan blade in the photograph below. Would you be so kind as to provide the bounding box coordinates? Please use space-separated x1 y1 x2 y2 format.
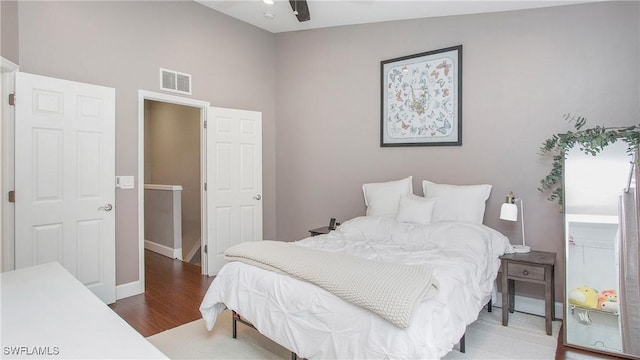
289 0 310 22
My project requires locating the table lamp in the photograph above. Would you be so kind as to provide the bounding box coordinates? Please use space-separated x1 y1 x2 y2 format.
500 192 531 253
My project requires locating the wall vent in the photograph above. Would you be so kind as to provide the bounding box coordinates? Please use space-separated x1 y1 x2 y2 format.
160 68 192 95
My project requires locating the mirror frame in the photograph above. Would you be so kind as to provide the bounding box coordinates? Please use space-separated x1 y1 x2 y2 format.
562 149 640 359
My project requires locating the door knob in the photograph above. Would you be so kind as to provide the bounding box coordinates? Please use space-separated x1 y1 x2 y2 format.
99 204 113 211
253 195 262 200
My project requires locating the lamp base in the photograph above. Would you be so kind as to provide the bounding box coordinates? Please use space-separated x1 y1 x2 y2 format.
513 245 531 253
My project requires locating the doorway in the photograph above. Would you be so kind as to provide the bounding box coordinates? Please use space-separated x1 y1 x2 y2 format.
144 100 201 265
137 91 209 291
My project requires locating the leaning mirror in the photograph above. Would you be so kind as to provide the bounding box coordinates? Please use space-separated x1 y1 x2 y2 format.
563 141 640 358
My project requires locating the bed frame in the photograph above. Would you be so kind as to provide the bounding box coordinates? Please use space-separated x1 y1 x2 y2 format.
230 300 492 358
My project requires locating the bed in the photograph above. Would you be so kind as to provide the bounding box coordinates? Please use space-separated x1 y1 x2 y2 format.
199 177 514 359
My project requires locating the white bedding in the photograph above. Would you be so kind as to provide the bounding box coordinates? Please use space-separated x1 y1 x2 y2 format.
200 216 513 359
224 240 439 328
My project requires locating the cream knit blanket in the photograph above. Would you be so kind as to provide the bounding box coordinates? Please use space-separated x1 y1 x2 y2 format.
224 241 439 328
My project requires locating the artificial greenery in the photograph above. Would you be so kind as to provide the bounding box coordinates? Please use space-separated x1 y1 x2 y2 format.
538 114 640 206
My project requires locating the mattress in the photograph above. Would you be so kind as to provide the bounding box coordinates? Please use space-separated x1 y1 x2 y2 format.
200 216 513 359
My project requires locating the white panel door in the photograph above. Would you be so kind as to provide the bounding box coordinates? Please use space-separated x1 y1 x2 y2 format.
15 72 116 303
207 107 262 275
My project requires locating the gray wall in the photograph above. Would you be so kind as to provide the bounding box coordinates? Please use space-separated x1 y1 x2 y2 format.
144 188 182 250
1 0 19 64
17 1 277 285
274 2 640 299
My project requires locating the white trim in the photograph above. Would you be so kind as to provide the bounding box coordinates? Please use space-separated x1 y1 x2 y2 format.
1 57 18 272
1 57 18 72
144 239 182 260
144 184 183 191
138 90 210 290
116 280 143 300
184 239 201 263
494 291 564 319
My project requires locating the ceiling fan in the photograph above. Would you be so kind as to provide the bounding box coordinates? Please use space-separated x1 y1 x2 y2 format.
289 0 310 22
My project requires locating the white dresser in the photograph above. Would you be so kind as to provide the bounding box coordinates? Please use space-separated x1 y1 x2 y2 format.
0 262 167 359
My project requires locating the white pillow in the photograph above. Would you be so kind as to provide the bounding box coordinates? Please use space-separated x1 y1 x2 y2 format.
395 194 436 225
422 180 492 223
362 176 413 217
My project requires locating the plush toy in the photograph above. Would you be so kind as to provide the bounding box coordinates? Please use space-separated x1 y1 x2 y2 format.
568 286 599 309
598 289 619 313
600 301 619 313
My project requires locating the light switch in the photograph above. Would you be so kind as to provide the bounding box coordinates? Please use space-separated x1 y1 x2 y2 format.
116 176 135 190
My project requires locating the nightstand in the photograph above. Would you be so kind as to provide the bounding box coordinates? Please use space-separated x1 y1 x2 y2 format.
308 226 332 236
500 250 556 335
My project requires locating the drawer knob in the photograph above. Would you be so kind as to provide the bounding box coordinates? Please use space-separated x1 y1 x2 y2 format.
523 269 529 276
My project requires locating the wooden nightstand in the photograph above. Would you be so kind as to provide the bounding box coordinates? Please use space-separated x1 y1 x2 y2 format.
308 226 332 236
500 250 556 335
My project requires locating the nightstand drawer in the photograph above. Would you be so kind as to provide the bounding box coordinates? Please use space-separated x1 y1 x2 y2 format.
507 263 545 281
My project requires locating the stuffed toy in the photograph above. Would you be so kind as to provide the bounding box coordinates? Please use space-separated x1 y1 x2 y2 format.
598 289 619 313
568 286 599 309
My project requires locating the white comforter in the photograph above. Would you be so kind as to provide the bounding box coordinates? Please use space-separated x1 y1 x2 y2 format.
200 216 513 359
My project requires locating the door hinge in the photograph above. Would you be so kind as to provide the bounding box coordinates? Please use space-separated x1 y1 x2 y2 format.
204 245 208 254
8 93 15 106
204 120 207 129
204 182 207 191
8 190 15 203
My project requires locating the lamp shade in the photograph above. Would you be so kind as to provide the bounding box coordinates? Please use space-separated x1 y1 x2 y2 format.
500 203 518 221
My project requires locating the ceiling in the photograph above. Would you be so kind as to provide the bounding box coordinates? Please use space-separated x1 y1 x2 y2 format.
195 0 598 33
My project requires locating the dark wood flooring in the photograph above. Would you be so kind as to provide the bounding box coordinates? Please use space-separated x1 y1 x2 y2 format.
110 250 621 359
109 250 214 337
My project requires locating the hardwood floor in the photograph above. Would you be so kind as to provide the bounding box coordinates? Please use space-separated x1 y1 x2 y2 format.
109 250 214 337
110 250 621 360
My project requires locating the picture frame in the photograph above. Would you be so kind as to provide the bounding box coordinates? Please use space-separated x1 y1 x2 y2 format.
380 45 462 147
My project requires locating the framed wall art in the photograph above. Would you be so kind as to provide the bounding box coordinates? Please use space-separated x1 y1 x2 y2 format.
380 45 462 147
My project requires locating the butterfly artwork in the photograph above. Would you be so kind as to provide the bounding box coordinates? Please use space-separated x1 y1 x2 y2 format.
436 60 452 76
389 68 402 83
381 45 461 146
436 119 452 135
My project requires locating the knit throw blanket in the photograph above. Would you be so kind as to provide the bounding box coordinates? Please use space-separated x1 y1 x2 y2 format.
224 241 439 328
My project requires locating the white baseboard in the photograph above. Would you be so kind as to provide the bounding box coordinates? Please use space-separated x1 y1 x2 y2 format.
144 239 182 260
493 291 563 319
184 240 201 263
116 280 143 300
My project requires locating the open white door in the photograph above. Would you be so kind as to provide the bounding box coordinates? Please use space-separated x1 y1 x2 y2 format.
206 107 262 275
15 72 116 303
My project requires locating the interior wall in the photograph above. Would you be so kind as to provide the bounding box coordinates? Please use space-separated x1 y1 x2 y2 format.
0 1 19 64
274 1 640 300
144 100 201 258
17 1 277 285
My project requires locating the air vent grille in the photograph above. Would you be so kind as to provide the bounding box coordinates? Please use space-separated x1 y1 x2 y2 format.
160 68 192 95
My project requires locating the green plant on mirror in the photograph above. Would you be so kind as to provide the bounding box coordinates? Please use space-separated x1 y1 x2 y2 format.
538 114 640 206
